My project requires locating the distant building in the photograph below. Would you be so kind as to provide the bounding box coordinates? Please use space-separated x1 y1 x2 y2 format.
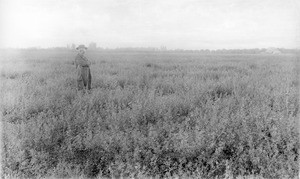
160 46 167 51
265 47 282 54
89 42 97 50
71 44 76 50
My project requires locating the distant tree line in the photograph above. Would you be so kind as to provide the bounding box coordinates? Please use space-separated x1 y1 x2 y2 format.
64 44 300 54
3 42 300 54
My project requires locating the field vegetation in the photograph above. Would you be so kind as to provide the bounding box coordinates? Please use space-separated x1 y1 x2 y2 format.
1 50 299 178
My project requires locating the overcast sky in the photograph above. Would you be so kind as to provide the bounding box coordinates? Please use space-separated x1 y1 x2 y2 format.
1 0 299 49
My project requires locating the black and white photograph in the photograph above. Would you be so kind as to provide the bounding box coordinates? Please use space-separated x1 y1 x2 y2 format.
1 0 299 178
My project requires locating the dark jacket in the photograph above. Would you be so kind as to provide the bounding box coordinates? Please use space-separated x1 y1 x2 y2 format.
75 54 91 80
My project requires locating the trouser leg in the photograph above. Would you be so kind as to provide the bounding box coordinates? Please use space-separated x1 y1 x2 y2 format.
81 67 91 91
87 70 92 90
77 79 84 90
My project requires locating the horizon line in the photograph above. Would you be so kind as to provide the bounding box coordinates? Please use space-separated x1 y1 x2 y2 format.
1 46 300 51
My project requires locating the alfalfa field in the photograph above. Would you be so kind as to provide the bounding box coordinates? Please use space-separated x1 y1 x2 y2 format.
1 50 299 178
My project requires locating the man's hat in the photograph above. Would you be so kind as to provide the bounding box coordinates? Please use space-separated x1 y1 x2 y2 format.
76 44 88 50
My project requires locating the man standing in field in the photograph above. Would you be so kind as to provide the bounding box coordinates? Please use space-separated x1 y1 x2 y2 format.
75 44 92 92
